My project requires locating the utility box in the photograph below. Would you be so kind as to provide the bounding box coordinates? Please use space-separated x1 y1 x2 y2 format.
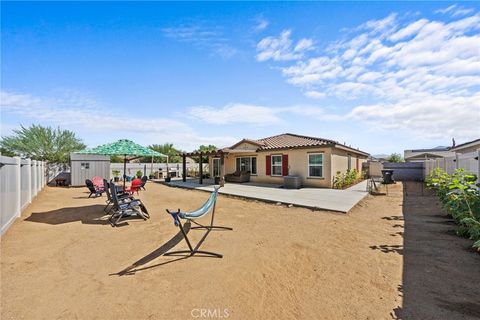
70 153 110 187
284 175 302 189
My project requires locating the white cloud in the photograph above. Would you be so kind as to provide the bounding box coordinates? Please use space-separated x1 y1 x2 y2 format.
187 103 342 125
304 90 326 99
162 23 237 59
435 4 474 17
389 18 428 41
0 90 238 150
359 13 398 34
347 93 480 140
256 10 480 141
188 103 283 125
256 29 314 62
254 17 269 31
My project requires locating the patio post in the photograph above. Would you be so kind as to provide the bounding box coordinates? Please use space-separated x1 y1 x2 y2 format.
182 154 187 182
199 153 203 184
220 153 225 187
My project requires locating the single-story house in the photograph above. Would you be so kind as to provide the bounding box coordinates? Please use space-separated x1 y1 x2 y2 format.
180 133 369 188
404 146 453 162
450 138 480 155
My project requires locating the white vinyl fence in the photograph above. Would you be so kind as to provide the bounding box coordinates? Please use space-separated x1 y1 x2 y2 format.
1 156 46 235
424 150 480 183
110 162 203 178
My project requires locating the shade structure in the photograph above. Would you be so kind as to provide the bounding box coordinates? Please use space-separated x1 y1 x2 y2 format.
78 139 166 188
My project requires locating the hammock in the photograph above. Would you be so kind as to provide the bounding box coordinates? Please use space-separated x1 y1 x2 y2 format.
165 186 231 258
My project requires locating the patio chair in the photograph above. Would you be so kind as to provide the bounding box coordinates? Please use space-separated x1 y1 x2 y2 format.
92 176 104 188
86 179 104 198
140 176 148 190
108 181 150 227
125 178 142 195
165 186 232 258
103 179 134 213
224 171 250 183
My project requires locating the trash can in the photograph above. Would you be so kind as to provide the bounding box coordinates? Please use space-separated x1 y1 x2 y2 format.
381 169 394 184
214 176 221 185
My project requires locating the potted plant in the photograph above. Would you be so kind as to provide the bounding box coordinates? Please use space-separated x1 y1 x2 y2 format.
112 170 120 182
136 170 143 179
149 172 155 179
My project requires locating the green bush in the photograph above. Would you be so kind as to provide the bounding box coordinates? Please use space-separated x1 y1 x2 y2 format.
333 169 364 189
426 168 480 252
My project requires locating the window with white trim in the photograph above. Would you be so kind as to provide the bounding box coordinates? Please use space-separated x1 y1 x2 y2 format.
235 157 257 174
308 153 323 177
80 162 90 170
271 155 282 176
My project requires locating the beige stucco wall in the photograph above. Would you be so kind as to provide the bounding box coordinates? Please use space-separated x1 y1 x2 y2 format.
254 148 333 188
209 146 367 188
331 148 367 175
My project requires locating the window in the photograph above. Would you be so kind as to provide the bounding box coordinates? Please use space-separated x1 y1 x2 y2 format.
347 154 352 171
235 157 257 174
80 162 90 170
308 153 323 177
213 158 221 177
271 155 282 176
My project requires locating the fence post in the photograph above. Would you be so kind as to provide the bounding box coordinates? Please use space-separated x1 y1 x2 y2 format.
31 160 37 198
26 158 32 204
40 161 44 186
478 150 480 184
37 161 41 192
14 156 22 218
43 162 46 186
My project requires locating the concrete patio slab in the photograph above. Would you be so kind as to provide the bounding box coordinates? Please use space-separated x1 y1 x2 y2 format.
163 179 368 213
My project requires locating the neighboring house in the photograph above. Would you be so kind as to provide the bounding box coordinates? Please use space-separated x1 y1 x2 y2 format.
369 154 390 163
449 138 480 155
404 146 453 162
207 133 369 188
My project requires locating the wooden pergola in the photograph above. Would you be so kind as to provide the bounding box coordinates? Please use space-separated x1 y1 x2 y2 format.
179 150 227 186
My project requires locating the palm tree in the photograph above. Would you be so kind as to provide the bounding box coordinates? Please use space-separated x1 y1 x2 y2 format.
194 144 218 163
142 143 182 163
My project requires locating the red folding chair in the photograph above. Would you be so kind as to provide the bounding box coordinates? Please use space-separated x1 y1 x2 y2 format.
125 178 142 195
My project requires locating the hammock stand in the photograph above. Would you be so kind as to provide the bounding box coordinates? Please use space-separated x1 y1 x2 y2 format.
165 186 232 258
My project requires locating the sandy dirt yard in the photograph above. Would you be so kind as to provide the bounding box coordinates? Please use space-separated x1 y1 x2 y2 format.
1 182 478 319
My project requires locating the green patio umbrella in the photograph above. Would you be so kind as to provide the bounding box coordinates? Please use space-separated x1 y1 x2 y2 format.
79 139 166 189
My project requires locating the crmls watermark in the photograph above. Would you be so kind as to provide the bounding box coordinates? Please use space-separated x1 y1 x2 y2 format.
191 308 230 318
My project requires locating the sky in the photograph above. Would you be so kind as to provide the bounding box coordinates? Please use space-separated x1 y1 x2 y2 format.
1 1 479 155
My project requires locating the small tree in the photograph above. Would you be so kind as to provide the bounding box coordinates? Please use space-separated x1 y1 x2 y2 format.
0 124 85 163
387 153 404 163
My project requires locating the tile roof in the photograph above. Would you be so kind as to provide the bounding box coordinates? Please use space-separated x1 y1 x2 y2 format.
254 133 337 150
450 138 480 151
225 133 369 156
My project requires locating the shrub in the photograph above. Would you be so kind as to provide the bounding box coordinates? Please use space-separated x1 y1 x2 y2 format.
333 169 363 189
426 168 480 252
